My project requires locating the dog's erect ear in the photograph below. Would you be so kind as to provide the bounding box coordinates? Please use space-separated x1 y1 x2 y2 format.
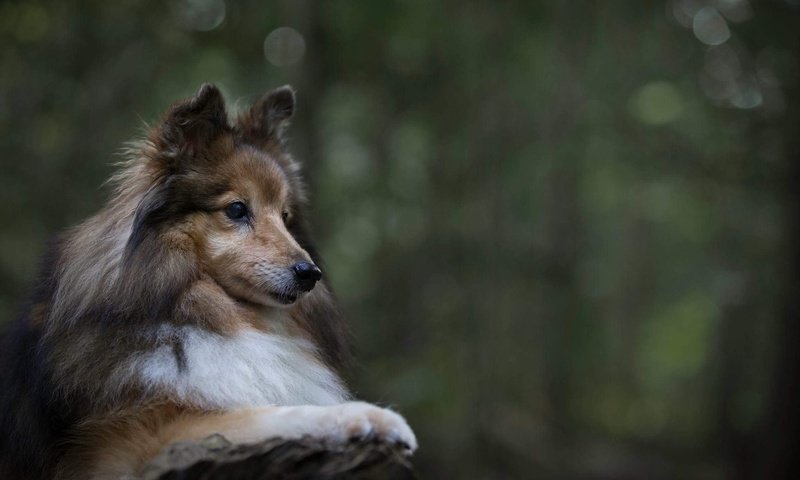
239 85 295 145
157 83 229 159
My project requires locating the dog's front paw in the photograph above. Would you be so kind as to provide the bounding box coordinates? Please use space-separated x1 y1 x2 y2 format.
250 402 418 454
324 401 417 453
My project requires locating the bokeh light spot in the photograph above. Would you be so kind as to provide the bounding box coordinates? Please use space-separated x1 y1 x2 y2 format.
670 0 703 28
692 7 730 46
730 76 763 109
629 81 685 125
704 45 741 81
264 27 306 67
637 293 720 386
171 0 226 32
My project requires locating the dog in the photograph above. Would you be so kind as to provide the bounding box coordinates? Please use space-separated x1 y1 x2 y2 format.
0 84 417 479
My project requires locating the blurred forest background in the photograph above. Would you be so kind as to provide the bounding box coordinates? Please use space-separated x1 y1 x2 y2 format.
1 1 799 478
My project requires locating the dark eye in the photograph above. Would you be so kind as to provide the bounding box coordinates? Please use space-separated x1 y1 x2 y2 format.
225 201 248 220
281 211 290 223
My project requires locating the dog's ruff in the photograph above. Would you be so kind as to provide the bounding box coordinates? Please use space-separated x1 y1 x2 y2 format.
124 323 350 408
0 84 416 480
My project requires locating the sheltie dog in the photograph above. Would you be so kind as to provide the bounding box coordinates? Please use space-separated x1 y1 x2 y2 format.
0 84 416 479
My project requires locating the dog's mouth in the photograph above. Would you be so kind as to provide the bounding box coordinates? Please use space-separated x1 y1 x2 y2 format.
220 274 306 308
269 290 299 305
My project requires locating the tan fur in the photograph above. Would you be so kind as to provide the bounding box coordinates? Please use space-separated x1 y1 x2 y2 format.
0 85 413 480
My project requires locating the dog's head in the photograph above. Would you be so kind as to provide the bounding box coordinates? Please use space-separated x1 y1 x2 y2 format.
127 84 320 308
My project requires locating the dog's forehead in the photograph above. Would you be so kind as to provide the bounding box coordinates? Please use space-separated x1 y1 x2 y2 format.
226 147 289 204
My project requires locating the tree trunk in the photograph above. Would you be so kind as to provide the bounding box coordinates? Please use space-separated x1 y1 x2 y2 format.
140 436 417 480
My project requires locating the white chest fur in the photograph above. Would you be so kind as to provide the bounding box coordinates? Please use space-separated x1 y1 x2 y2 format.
121 325 349 409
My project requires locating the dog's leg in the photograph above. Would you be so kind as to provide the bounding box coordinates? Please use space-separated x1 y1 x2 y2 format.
164 402 417 452
79 402 416 479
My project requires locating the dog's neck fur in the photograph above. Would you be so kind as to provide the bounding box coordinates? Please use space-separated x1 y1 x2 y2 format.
118 320 350 409
38 147 349 412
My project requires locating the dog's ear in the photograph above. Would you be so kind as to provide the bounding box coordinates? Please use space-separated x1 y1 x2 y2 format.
157 83 229 160
239 85 295 145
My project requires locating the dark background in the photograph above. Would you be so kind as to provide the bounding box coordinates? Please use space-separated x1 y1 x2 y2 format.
1 1 798 478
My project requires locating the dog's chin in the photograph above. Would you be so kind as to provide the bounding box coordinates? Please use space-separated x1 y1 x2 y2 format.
242 290 300 309
267 290 299 306
220 281 300 309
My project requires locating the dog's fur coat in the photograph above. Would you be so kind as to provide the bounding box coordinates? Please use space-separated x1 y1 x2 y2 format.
0 85 416 479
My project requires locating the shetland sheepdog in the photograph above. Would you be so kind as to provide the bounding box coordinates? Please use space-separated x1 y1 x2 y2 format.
0 84 416 479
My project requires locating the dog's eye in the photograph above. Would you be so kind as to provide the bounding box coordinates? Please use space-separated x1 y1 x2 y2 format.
225 202 248 220
281 211 289 223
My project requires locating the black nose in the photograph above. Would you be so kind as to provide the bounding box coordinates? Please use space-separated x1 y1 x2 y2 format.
292 261 322 291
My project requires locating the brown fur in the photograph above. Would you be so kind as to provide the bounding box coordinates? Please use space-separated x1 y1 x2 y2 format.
0 84 354 479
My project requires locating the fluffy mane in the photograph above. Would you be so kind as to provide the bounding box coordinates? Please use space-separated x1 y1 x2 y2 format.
0 85 352 479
